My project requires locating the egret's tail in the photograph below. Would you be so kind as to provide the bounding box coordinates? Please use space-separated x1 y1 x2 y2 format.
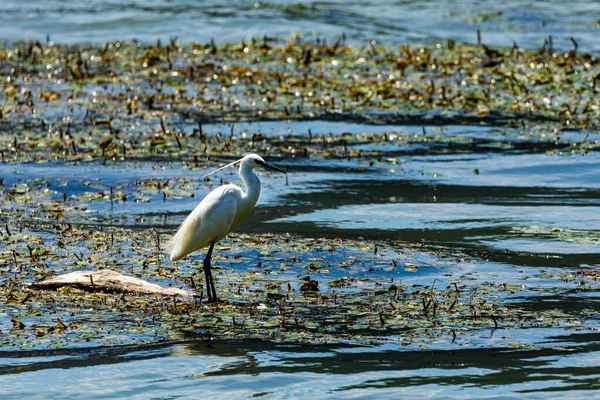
166 213 202 262
166 236 182 262
166 221 189 262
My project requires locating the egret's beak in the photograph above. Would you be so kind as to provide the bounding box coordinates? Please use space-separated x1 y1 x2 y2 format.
256 159 287 174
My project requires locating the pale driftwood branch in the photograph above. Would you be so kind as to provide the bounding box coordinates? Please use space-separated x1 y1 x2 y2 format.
28 270 195 298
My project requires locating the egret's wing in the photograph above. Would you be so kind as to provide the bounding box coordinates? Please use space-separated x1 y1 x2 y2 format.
167 185 240 261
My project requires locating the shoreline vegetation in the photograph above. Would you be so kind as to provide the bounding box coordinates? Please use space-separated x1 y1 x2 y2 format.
0 37 599 350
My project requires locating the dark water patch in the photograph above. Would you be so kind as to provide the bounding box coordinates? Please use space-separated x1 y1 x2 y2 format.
0 340 183 375
506 292 600 314
246 219 600 269
265 179 600 208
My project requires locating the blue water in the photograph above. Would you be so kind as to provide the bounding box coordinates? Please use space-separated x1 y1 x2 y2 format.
1 0 599 53
2 1 600 398
4 336 600 399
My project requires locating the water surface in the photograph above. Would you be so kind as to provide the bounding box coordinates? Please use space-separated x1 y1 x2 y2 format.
2 0 599 53
2 1 600 396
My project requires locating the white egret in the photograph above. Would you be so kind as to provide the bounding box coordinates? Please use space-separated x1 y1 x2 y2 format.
167 153 286 301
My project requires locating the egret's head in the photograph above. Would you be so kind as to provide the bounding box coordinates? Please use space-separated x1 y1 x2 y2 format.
203 154 286 179
243 153 286 174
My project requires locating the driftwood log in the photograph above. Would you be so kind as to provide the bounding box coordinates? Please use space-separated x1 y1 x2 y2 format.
28 270 195 298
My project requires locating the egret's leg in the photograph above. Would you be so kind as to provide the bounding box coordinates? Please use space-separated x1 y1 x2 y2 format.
207 243 217 300
203 246 214 300
203 242 217 301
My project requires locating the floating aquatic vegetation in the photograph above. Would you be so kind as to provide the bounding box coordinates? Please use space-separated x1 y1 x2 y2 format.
0 38 598 164
0 37 599 352
0 217 599 351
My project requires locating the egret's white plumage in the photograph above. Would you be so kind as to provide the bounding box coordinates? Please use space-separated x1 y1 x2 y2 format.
167 173 258 262
166 153 286 300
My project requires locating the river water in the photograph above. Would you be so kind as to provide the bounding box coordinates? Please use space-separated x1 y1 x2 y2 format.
1 0 599 53
1 119 599 398
1 1 600 398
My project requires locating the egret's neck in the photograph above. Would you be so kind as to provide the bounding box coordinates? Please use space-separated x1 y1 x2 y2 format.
239 164 261 203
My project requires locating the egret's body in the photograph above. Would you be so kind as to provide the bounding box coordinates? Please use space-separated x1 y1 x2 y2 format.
167 154 285 301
